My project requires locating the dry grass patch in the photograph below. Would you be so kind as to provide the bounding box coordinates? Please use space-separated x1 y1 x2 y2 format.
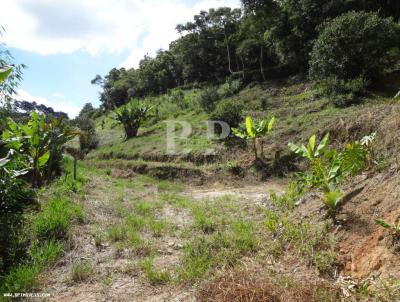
197 269 341 302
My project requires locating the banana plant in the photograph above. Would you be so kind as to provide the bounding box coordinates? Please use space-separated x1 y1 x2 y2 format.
289 133 372 220
288 133 330 160
232 116 276 160
375 219 400 239
3 112 78 187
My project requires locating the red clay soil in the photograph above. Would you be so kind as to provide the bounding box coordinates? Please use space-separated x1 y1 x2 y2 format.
336 171 400 280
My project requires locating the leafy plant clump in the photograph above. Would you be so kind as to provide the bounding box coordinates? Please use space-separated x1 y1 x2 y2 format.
210 99 244 133
197 87 220 113
114 100 152 139
289 133 375 218
232 116 276 160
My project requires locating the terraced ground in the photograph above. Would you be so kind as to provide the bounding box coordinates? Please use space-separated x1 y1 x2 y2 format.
33 79 400 301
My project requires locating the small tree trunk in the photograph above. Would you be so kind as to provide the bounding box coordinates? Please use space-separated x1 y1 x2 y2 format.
260 45 266 81
73 158 77 180
260 140 264 158
125 125 139 139
253 139 258 160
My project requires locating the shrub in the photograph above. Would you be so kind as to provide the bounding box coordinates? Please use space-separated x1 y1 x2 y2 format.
167 89 187 109
317 76 368 107
217 79 242 98
210 99 244 133
114 100 152 139
310 11 400 105
288 133 375 219
197 87 219 112
76 115 99 153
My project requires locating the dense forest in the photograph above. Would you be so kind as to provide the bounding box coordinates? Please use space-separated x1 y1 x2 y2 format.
92 0 400 109
1 0 400 301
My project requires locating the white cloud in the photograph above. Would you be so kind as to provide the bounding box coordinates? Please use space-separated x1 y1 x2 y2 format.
16 89 81 118
1 0 240 67
52 92 65 99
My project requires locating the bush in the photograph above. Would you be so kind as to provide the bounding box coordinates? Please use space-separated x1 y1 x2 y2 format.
217 79 242 98
210 99 244 132
198 87 219 112
310 11 400 105
318 76 368 107
167 89 187 109
76 115 99 153
114 100 152 139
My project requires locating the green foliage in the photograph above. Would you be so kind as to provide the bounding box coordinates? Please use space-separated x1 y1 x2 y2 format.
317 76 368 107
217 79 242 98
2 112 78 187
289 133 375 217
140 257 170 285
76 115 99 153
33 197 84 241
114 100 152 139
288 133 329 160
310 11 400 105
197 87 220 113
179 219 257 282
395 90 400 100
70 261 93 283
232 116 276 159
210 99 244 130
0 65 12 84
375 219 400 238
28 240 63 266
0 264 40 293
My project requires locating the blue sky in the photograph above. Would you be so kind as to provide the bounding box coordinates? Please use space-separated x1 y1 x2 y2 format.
1 0 240 117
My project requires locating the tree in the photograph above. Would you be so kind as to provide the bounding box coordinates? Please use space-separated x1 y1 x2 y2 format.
114 100 152 139
309 11 400 105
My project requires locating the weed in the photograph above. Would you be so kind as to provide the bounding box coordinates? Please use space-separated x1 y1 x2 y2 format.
140 258 170 285
107 225 128 242
71 261 93 283
0 264 40 293
28 240 63 266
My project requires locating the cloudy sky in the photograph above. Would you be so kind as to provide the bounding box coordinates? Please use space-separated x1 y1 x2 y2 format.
0 0 240 117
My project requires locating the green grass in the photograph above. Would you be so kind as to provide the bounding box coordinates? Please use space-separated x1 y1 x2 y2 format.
0 158 86 298
178 220 257 282
70 261 93 283
0 264 40 294
107 224 128 242
33 197 84 241
140 258 170 285
28 240 63 266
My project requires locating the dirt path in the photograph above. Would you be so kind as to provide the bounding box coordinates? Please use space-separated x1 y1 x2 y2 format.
182 181 286 204
39 172 286 302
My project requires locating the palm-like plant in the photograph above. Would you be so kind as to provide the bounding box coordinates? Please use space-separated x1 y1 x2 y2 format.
3 112 78 187
114 101 152 139
288 133 330 160
232 116 276 160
